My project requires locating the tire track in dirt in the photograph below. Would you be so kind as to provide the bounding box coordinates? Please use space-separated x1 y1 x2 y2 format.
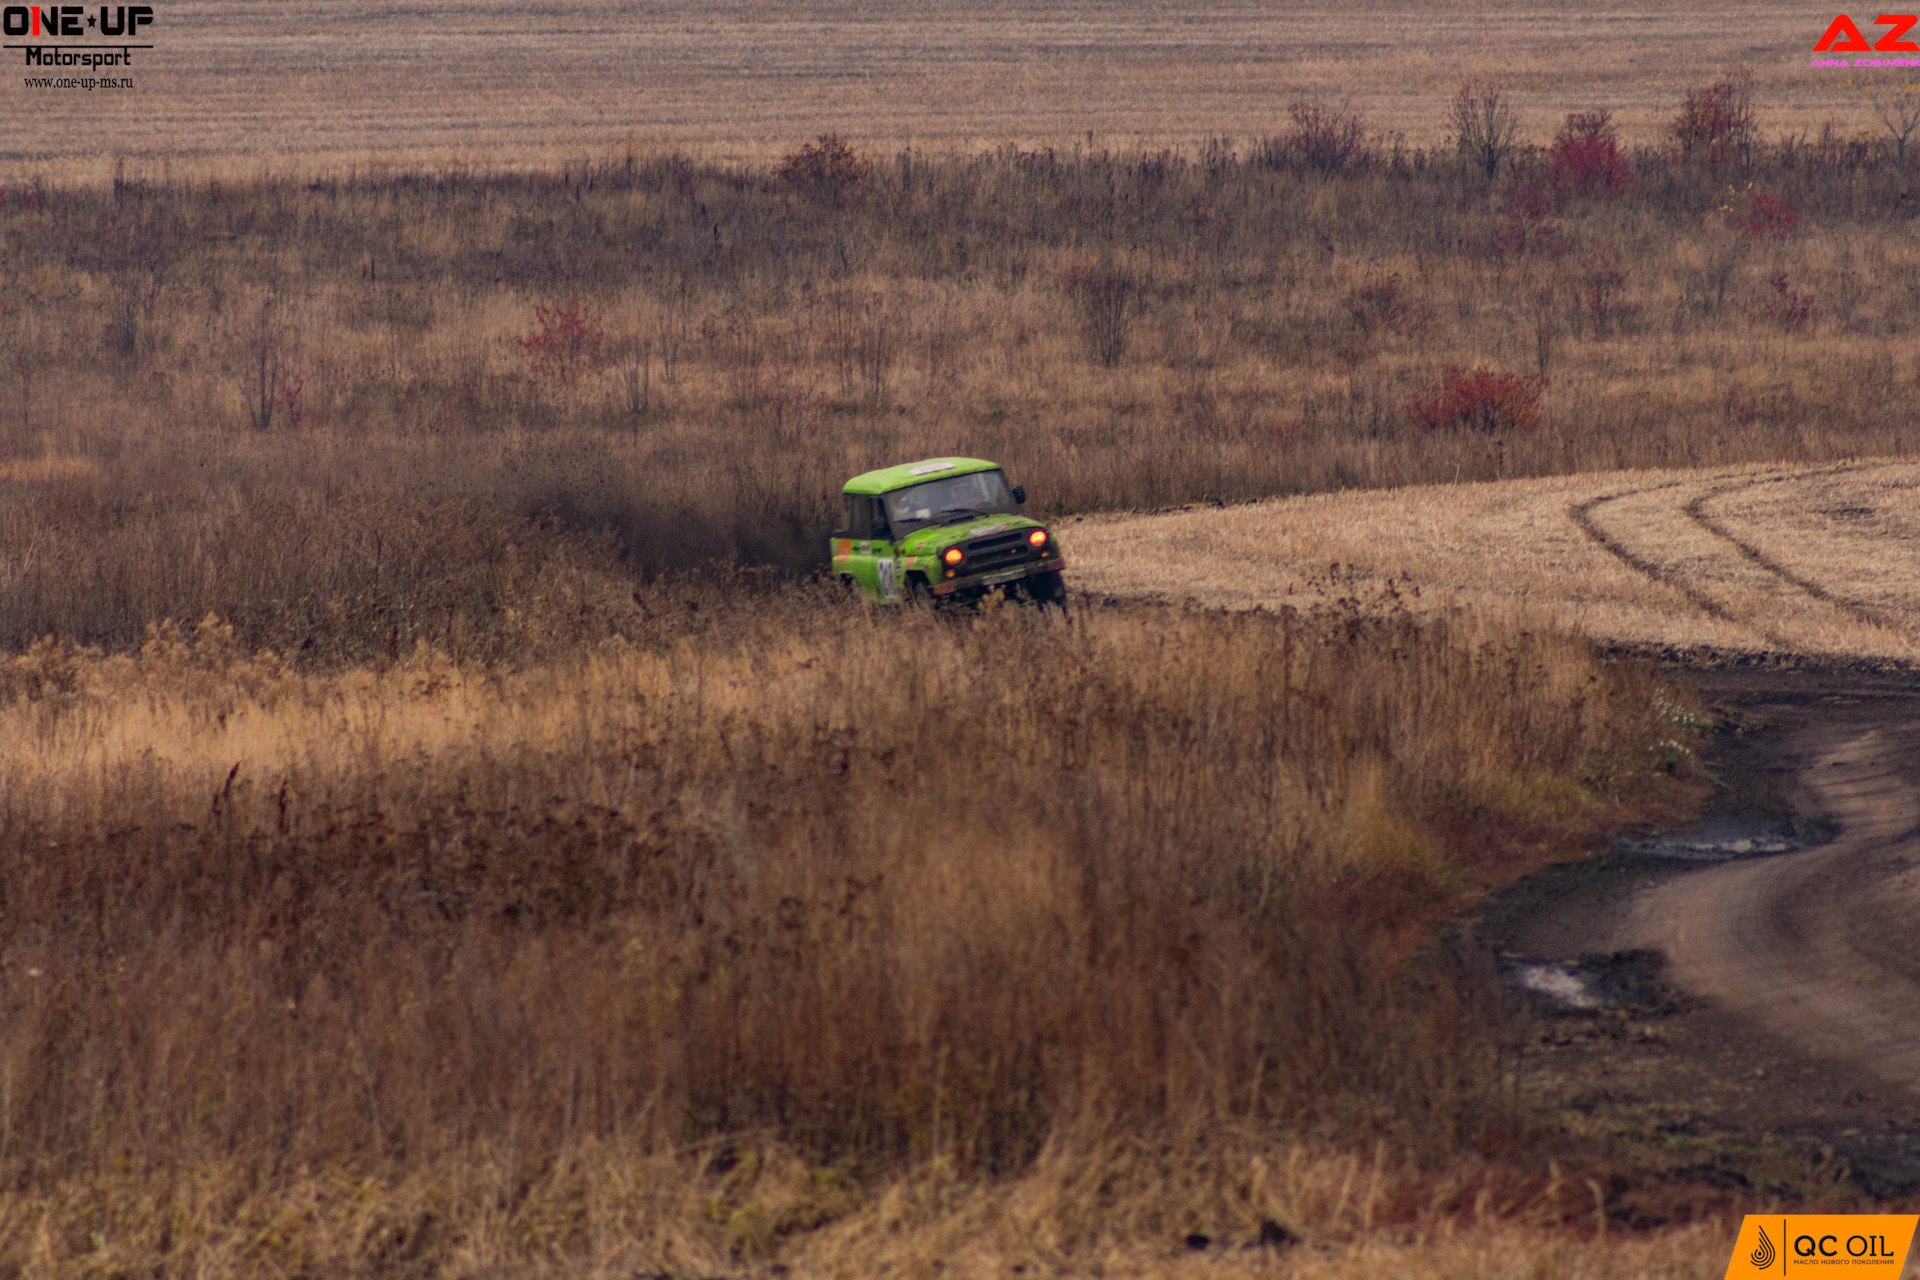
1684 471 1920 642
1567 481 1744 625
1567 461 1908 651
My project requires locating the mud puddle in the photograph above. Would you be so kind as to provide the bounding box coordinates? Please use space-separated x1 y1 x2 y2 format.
1472 660 1920 1203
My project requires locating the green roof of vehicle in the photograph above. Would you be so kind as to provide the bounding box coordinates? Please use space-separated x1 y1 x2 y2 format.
841 457 1002 495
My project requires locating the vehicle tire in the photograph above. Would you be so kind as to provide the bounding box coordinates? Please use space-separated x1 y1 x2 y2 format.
1028 570 1067 611
907 576 937 609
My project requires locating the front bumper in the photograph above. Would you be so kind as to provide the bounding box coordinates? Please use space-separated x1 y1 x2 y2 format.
931 558 1066 597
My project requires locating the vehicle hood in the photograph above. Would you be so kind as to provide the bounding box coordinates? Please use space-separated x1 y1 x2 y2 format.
897 514 1044 556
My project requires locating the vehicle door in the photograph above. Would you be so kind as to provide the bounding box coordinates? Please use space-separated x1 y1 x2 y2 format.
838 494 900 600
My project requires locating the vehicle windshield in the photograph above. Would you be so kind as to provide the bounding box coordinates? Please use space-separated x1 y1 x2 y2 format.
882 470 1020 535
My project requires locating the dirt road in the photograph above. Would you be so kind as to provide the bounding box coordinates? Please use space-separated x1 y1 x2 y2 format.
1076 460 1920 1133
1619 705 1920 1097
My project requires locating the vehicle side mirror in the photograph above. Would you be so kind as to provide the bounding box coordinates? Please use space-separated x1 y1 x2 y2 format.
1012 485 1026 505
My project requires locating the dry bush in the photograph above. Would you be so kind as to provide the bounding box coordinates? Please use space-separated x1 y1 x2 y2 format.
1735 190 1800 241
1672 73 1757 169
1341 274 1435 340
1062 257 1147 367
517 297 610 382
0 596 1696 1274
1257 99 1372 176
1405 367 1548 434
1448 79 1520 182
778 133 873 204
1550 110 1633 196
1863 79 1920 171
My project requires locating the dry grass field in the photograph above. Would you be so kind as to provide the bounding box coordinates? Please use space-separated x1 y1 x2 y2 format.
0 595 1719 1277
1071 459 1920 661
0 2 1893 183
5 8 1920 1275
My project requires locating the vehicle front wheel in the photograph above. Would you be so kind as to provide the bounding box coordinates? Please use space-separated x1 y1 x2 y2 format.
1028 570 1067 611
906 576 937 609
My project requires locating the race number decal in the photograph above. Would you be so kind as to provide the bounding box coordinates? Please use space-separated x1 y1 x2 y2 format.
877 558 897 596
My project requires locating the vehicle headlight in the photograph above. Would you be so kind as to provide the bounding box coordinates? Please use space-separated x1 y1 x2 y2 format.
1028 529 1048 547
942 547 964 565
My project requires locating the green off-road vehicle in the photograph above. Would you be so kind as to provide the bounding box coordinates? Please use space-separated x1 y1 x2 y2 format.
831 458 1066 606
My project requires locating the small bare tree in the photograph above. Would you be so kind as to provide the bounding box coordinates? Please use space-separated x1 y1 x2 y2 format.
1864 77 1920 173
1065 259 1146 368
245 296 288 432
1449 80 1520 182
620 336 654 420
1525 284 1558 376
657 290 689 386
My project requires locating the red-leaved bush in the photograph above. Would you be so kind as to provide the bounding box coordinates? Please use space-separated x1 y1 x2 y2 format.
1758 273 1814 332
516 299 608 381
1739 191 1799 241
777 133 872 202
1405 366 1548 433
1672 76 1756 166
1550 110 1632 196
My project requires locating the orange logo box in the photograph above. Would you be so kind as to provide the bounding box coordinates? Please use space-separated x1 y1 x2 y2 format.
1726 1216 1918 1278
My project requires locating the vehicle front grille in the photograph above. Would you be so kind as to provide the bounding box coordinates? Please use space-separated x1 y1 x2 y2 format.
960 530 1041 575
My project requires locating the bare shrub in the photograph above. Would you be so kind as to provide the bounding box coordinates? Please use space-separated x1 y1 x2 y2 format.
1865 79 1920 172
755 368 829 442
1577 243 1630 334
1341 274 1433 338
1063 258 1146 367
1525 285 1558 376
1756 273 1815 332
827 289 896 405
619 335 654 418
1258 99 1371 175
1683 242 1742 317
1448 80 1520 182
239 295 298 431
1489 164 1573 262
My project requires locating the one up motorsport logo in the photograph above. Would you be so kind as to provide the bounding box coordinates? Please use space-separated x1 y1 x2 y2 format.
3 5 153 68
1725 1214 1918 1278
1812 13 1920 64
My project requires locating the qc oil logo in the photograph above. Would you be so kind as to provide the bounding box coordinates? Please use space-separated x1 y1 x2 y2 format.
1726 1215 1919 1278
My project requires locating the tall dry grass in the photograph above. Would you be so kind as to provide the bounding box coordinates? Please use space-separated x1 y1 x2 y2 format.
0 596 1700 1274
2 121 1918 656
